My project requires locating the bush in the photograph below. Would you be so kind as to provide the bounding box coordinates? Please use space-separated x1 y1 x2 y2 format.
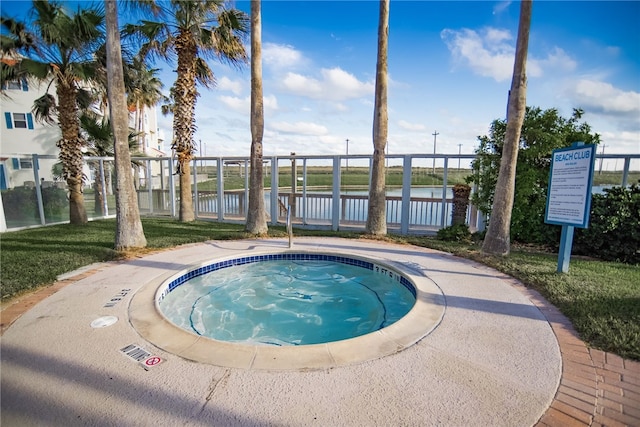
1 186 68 222
574 184 640 264
2 187 37 220
467 107 600 246
42 186 68 219
437 223 472 242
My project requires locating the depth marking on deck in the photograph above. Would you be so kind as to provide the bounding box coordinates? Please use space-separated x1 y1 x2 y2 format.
104 289 132 308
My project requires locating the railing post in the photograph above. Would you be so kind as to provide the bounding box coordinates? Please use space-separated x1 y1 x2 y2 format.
302 159 308 224
622 157 631 187
270 157 279 225
244 159 249 216
192 158 199 218
217 158 224 221
400 155 412 234
32 154 45 225
146 159 152 215
440 156 449 228
332 156 341 231
99 159 108 216
168 158 176 218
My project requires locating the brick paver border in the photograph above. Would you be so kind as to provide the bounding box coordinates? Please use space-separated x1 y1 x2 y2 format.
2 260 638 426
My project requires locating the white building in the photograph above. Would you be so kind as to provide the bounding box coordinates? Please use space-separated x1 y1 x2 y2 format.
0 71 60 189
0 58 165 191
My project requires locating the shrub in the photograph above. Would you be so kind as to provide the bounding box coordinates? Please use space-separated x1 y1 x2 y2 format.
1 186 68 222
574 184 640 264
437 223 472 242
2 187 37 220
42 187 68 219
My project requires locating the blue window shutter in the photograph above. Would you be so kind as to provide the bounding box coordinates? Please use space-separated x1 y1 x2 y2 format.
27 113 34 129
12 158 19 169
5 112 13 129
22 78 29 91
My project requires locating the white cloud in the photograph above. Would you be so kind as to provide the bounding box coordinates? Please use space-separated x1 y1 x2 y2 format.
263 42 305 70
269 121 329 136
441 28 578 82
217 76 243 95
280 67 374 101
397 120 426 132
219 95 249 112
529 47 577 77
441 28 514 82
567 79 640 117
264 94 279 112
492 1 511 15
218 94 279 114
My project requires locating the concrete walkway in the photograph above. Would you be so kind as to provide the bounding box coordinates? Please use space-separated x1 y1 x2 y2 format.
1 237 638 426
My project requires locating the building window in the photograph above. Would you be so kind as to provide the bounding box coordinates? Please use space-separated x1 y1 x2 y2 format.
4 112 34 129
1 78 28 91
12 157 33 170
13 113 27 128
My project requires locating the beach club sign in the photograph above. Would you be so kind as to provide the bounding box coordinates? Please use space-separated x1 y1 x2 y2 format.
544 142 596 272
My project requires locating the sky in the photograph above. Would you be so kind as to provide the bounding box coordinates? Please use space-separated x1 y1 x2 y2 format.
3 1 639 161
180 0 640 160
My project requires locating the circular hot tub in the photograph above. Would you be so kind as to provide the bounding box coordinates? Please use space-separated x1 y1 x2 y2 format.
129 251 445 370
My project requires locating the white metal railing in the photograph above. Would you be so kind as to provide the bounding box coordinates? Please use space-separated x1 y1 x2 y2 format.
2 152 638 234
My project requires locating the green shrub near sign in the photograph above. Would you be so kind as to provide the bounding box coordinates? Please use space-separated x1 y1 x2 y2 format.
575 184 640 264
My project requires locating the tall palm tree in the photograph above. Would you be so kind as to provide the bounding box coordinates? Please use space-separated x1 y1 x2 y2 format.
245 0 268 234
1 1 104 224
125 0 249 222
366 0 390 235
105 0 147 250
482 0 532 256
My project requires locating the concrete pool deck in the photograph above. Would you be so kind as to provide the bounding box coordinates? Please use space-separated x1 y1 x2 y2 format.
1 237 638 426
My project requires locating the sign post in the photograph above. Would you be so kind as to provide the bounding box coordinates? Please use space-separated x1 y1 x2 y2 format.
544 142 596 273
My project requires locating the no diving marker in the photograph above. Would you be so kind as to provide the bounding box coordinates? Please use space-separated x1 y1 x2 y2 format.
120 344 163 370
144 356 162 368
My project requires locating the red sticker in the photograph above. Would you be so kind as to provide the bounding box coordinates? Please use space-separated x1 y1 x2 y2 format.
144 356 162 366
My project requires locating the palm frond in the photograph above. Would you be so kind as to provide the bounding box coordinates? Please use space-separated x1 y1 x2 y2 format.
32 93 57 124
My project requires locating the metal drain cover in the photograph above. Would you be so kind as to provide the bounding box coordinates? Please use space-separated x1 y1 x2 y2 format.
91 316 118 328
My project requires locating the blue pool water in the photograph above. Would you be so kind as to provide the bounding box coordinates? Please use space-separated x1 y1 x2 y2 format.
158 255 416 346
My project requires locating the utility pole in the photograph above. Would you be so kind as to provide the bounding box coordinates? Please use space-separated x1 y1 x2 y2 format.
432 131 439 174
346 138 350 172
458 143 462 171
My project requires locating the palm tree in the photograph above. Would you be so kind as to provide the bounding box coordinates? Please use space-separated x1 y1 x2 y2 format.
105 0 147 250
482 0 532 256
79 113 143 217
125 56 164 153
125 0 249 222
366 0 390 235
80 113 113 216
245 0 268 234
1 1 104 224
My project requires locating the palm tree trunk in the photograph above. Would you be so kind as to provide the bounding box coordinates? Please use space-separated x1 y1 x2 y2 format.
245 0 268 234
482 0 532 255
174 31 198 222
366 0 390 236
56 82 88 225
105 0 146 250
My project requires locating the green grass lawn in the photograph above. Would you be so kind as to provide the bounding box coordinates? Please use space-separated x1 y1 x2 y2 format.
1 217 638 360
